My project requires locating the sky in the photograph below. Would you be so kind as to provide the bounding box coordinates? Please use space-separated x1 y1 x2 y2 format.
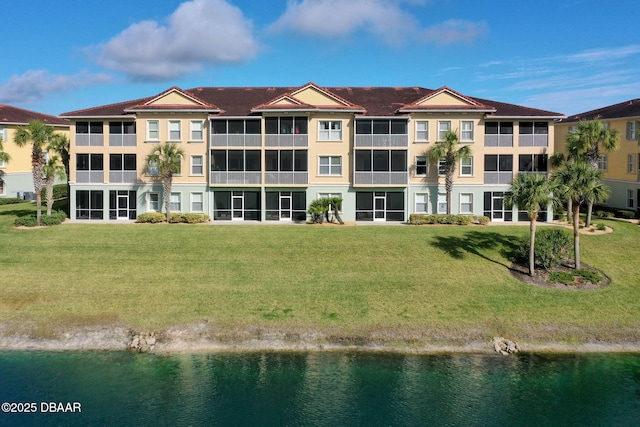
1 0 639 117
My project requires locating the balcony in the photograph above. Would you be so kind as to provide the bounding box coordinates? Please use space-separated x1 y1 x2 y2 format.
265 134 308 147
353 172 407 185
76 134 104 147
265 172 308 185
484 135 513 147
109 171 138 183
210 171 262 185
355 134 408 148
484 171 513 184
109 135 137 147
518 134 548 147
76 171 104 183
211 134 261 147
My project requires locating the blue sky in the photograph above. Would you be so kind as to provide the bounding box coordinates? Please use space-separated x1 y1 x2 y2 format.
1 0 639 116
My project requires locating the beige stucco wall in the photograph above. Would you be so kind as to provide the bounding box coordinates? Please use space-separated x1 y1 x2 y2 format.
0 125 69 174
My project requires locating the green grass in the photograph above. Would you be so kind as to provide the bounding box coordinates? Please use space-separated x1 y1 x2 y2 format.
2 201 640 345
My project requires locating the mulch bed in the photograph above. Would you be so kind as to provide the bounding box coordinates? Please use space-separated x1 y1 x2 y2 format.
509 261 610 290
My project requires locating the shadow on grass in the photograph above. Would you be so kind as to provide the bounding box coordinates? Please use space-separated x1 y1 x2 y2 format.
0 209 35 218
430 230 521 269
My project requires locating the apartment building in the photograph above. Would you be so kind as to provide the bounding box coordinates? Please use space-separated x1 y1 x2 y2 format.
60 83 563 222
0 105 69 198
555 99 640 212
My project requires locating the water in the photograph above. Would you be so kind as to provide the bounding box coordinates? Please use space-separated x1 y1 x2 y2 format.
1 351 640 426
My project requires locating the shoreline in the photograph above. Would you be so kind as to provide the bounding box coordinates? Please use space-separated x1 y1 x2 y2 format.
2 327 640 355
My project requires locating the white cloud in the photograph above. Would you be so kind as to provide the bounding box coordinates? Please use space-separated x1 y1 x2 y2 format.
0 70 112 104
421 19 488 46
94 0 260 81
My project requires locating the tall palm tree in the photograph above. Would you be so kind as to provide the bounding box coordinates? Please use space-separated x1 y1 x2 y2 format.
428 130 471 215
146 142 184 222
48 134 70 215
553 162 610 269
42 155 66 216
565 119 619 226
504 173 559 276
14 120 55 226
0 136 9 195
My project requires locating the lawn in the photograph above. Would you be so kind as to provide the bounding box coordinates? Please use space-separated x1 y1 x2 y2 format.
1 201 640 346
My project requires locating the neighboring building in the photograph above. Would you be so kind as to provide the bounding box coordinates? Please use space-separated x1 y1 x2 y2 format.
60 83 563 223
555 99 640 211
0 105 70 198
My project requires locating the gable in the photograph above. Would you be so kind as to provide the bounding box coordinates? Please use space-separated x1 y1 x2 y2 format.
293 87 344 106
148 91 201 106
417 91 470 107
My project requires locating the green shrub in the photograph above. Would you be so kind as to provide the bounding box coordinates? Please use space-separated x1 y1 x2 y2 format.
618 210 636 219
136 212 166 223
515 227 572 270
14 216 37 227
39 183 68 200
167 213 210 224
0 197 24 205
549 269 603 285
13 210 66 227
595 210 614 218
597 223 606 231
409 214 488 225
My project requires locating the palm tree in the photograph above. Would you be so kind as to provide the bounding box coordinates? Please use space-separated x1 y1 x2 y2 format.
146 142 184 222
428 130 471 215
504 173 559 276
48 134 70 215
0 136 9 195
553 162 610 269
14 120 55 226
565 119 619 226
42 155 66 216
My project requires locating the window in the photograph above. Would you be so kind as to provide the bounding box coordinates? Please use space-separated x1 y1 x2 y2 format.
519 122 548 135
146 158 158 176
484 155 513 184
597 155 608 171
148 192 159 212
628 189 635 209
76 121 103 135
191 155 204 176
0 178 4 195
109 121 136 146
168 121 181 141
147 120 159 141
461 121 474 142
518 154 548 173
265 150 307 172
626 121 638 140
265 117 308 134
0 126 6 143
0 158 6 168
75 190 104 219
191 192 204 212
76 154 103 183
355 191 404 222
438 159 446 176
484 122 514 147
319 121 342 141
355 119 407 135
355 150 407 172
318 156 342 175
190 121 203 141
460 157 473 176
214 191 261 221
415 193 428 213
415 121 428 141
415 156 428 176
211 150 261 171
170 192 181 212
438 121 451 141
460 193 473 214
109 154 136 171
212 119 261 134
628 154 636 174
109 190 137 220
437 193 447 214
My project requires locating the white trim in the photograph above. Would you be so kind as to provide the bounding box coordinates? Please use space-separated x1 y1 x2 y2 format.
168 120 181 142
190 155 204 176
146 120 159 141
190 192 204 212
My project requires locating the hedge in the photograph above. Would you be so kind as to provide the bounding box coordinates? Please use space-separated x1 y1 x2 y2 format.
136 212 210 224
408 214 489 225
0 198 24 205
14 210 67 227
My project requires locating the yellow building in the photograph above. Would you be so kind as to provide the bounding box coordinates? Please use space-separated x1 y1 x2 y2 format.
60 83 563 222
555 99 640 211
0 105 69 198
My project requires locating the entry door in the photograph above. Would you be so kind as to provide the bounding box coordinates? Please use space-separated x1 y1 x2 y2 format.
491 193 505 222
374 192 385 221
232 193 243 220
117 191 129 220
280 194 292 221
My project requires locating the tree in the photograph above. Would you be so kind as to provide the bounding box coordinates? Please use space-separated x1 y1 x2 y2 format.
553 162 610 269
504 173 559 276
0 135 10 165
565 119 619 226
48 134 70 215
428 130 471 215
14 120 56 226
146 142 184 222
42 155 66 216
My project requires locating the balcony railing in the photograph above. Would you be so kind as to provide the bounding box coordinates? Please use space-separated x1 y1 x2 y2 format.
76 171 104 183
484 135 513 147
210 134 261 147
484 171 513 184
109 135 137 147
76 134 104 147
109 171 138 183
265 134 308 147
210 171 262 185
354 134 409 148
265 172 308 185
353 172 407 185
518 134 548 147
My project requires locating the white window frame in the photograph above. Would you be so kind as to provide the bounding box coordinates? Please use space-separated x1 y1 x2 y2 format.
460 157 473 177
147 120 159 141
170 192 182 212
415 156 428 176
438 159 447 176
415 121 429 142
148 192 160 212
415 193 428 213
190 120 204 142
168 120 181 141
318 192 343 213
627 189 635 209
460 193 473 214
191 155 204 176
628 154 636 174
597 155 608 171
438 121 451 141
318 121 342 141
191 192 204 212
0 178 4 195
460 121 474 142
318 156 342 176
437 193 447 214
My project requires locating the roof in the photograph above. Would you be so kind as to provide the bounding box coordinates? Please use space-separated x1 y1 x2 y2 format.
60 84 564 119
0 104 69 126
557 98 640 124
